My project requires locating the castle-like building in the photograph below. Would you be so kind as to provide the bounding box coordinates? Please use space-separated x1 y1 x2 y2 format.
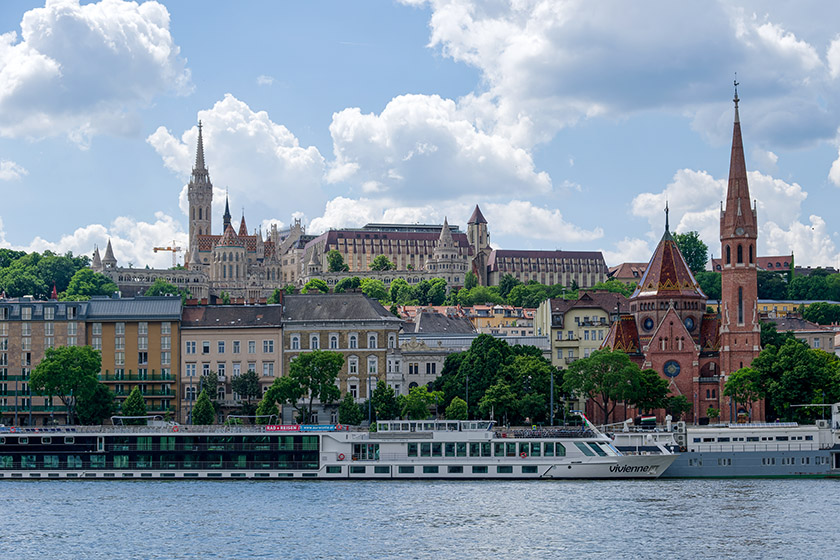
93 123 608 298
602 88 761 423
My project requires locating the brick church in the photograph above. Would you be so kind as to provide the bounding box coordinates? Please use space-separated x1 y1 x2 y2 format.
602 88 762 424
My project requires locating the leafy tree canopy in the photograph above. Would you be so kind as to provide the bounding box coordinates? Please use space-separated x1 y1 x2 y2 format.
327 250 350 273
338 392 364 425
192 389 216 425
756 270 788 300
265 350 343 423
334 276 361 293
75 381 116 425
802 302 840 325
563 349 641 424
231 370 261 405
255 393 279 425
402 385 443 420
30 345 102 424
63 268 118 300
464 271 478 290
372 380 400 421
590 279 636 298
673 231 709 275
444 396 468 420
144 278 190 303
120 386 147 424
360 278 388 301
301 278 329 294
695 271 721 301
369 255 396 271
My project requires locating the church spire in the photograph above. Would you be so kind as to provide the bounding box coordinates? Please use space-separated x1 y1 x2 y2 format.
223 192 232 230
194 120 206 172
726 79 750 209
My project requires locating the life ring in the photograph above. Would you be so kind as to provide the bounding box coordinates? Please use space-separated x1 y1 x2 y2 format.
10 427 16 433
335 424 342 431
520 451 527 459
172 426 179 432
338 453 345 461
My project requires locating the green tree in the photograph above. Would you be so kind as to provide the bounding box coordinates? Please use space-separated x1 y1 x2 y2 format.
284 284 296 294
444 396 468 420
507 283 549 308
231 370 261 418
402 385 443 420
326 250 350 272
301 278 329 294
120 386 148 424
389 278 414 305
802 302 840 325
665 395 691 421
498 273 521 299
372 380 400 420
723 367 765 420
75 381 117 425
563 349 640 424
30 346 102 425
192 389 216 425
265 350 343 423
760 321 795 349
334 276 361 293
338 392 364 425
673 231 709 275
63 268 118 300
369 255 396 271
590 279 636 298
479 381 517 424
200 370 220 412
695 271 721 300
464 271 478 290
627 368 670 414
220 291 231 304
255 394 279 424
0 248 26 268
757 270 788 300
144 278 190 303
457 285 504 306
360 278 388 301
267 288 283 304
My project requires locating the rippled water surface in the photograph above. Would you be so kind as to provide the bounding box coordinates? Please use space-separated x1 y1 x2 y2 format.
1 479 838 559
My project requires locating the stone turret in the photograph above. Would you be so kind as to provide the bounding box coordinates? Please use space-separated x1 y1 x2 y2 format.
102 240 117 269
91 246 102 272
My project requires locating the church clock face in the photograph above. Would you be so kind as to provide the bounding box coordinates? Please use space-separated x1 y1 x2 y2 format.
664 360 681 378
684 316 695 331
643 317 654 331
735 227 745 235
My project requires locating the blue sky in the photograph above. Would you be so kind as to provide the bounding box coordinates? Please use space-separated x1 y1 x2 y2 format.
2 0 840 270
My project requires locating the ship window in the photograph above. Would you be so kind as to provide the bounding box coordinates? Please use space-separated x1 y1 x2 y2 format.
327 466 341 474
407 443 418 457
432 443 442 457
445 443 455 457
575 442 595 456
375 466 390 474
506 443 516 457
420 443 431 457
399 466 414 474
494 443 504 457
469 442 480 457
423 466 439 474
456 442 467 457
544 443 554 457
497 466 513 474
351 466 366 474
531 442 541 456
472 466 488 474
448 466 463 474
522 466 538 474
588 443 608 457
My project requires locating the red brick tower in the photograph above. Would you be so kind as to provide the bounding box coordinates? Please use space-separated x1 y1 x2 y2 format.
719 84 762 420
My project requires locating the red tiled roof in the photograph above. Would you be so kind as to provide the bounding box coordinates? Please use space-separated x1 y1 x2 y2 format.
632 232 705 299
602 315 641 354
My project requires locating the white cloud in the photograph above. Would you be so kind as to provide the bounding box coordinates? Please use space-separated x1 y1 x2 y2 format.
602 237 653 267
404 1 840 149
307 197 442 235
751 148 778 173
830 145 840 187
1 211 188 269
828 36 840 79
0 160 27 181
0 0 191 142
256 75 274 86
327 94 551 199
482 200 603 243
628 167 834 265
148 94 326 223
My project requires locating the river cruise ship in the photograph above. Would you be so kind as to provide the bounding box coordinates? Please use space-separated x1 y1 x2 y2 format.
0 416 674 480
609 404 840 478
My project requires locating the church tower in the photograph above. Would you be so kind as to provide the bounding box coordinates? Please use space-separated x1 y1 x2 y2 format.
188 122 213 261
719 84 761 417
467 205 491 285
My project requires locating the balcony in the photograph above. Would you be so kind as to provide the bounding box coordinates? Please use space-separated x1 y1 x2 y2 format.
698 376 721 383
100 373 174 382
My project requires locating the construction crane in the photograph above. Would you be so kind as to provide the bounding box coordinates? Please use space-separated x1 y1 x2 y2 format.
153 241 183 268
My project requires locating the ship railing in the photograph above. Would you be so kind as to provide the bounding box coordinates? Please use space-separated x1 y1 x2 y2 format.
691 442 824 452
493 428 599 439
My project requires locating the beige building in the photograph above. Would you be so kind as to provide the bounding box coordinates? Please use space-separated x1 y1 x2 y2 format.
467 305 535 337
86 297 182 420
281 293 403 422
0 298 90 425
535 292 627 370
766 315 835 353
180 305 283 423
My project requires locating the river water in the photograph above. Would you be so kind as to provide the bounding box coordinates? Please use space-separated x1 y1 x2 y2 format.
1 479 838 559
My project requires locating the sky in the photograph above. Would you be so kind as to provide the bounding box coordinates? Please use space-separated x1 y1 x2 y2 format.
3 0 840 270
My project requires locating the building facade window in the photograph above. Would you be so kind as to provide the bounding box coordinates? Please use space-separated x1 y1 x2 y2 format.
218 341 225 354
186 341 196 354
185 363 196 377
233 341 240 354
262 362 274 377
248 341 256 354
263 340 274 353
310 335 319 350
291 336 300 350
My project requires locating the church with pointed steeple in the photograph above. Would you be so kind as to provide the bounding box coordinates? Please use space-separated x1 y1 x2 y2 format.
602 88 762 424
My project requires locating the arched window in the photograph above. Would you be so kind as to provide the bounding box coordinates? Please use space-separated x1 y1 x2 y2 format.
291 335 300 350
198 208 202 220
738 287 744 324
310 335 319 350
330 335 338 349
726 245 731 265
368 334 377 349
737 245 743 264
349 335 357 349
749 245 754 264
